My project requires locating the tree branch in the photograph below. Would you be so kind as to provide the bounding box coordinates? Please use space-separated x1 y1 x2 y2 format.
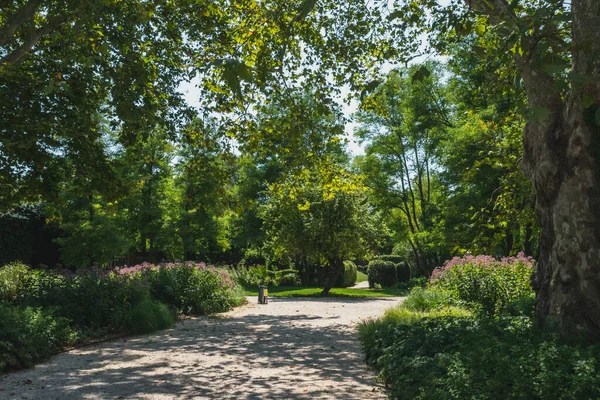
0 0 42 46
0 14 66 67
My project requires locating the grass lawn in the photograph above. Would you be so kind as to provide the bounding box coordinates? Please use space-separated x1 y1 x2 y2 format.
243 285 409 298
356 270 368 283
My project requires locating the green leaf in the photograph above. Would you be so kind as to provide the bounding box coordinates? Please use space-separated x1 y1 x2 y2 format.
528 106 549 123
411 65 430 83
361 79 382 100
583 93 595 108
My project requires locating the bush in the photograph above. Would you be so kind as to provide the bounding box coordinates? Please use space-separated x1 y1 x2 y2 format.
359 313 600 400
0 302 76 372
356 252 597 400
377 254 404 264
334 261 358 288
367 260 397 288
430 253 535 316
401 287 455 312
230 265 300 287
239 247 267 267
396 261 410 283
19 269 150 331
272 268 301 286
0 261 30 302
0 260 245 373
135 262 241 315
124 299 175 334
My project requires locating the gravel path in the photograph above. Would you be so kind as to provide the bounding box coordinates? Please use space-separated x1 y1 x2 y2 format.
0 296 402 400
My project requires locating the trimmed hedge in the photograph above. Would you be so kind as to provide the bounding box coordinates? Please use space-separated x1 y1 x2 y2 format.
396 261 411 283
368 260 397 288
229 266 301 287
335 261 358 287
377 255 404 264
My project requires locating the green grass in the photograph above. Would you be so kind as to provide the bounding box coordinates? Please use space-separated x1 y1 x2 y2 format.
243 285 408 298
356 270 368 283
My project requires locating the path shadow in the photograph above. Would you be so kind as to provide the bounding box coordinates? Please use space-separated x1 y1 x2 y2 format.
0 305 390 400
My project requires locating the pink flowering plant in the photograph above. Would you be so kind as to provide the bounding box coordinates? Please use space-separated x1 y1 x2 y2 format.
117 261 242 315
430 253 535 316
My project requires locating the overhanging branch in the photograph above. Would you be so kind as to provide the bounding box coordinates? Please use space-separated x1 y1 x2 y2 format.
0 0 43 46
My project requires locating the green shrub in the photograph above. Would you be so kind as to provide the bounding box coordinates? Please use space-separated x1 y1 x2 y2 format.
367 260 397 288
0 302 76 372
239 247 268 266
230 265 270 287
334 261 358 287
401 287 455 312
505 293 536 317
431 253 535 316
0 261 30 302
20 270 150 331
272 268 301 286
377 254 404 264
143 262 240 315
124 299 175 334
359 314 600 400
396 261 410 283
230 265 300 287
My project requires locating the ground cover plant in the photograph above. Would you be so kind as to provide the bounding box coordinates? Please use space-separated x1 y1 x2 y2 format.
359 254 600 399
0 261 244 373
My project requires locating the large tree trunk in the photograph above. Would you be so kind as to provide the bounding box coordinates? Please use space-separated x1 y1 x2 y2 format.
516 0 600 338
524 100 600 338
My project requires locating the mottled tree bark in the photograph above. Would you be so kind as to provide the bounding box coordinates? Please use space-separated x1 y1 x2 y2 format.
471 0 600 337
518 0 600 337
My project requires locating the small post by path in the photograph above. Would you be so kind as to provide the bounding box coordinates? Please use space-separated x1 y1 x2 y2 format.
258 285 268 304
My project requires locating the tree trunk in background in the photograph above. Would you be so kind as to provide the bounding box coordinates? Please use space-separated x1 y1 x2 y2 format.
517 0 600 338
321 257 344 297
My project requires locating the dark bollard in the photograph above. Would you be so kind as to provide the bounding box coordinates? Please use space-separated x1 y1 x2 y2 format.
258 285 268 304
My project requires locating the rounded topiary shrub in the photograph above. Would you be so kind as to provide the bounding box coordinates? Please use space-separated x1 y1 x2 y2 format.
367 260 398 288
377 255 404 264
396 261 411 283
335 261 358 288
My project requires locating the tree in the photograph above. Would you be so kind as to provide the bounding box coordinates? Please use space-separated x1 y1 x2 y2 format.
381 0 600 337
439 41 538 257
117 126 175 258
0 0 386 209
261 162 385 296
176 118 233 262
355 64 450 275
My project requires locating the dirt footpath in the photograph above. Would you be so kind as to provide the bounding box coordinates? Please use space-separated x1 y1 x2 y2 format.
0 296 402 400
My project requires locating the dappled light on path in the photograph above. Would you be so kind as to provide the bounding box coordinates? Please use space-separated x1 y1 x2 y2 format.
0 297 401 399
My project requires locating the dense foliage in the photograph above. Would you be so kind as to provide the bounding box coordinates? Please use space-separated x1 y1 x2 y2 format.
335 261 358 288
367 260 398 288
358 254 600 398
0 261 244 372
360 314 600 400
228 265 301 288
431 253 535 316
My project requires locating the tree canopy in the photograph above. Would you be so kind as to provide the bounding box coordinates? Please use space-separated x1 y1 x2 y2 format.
2 0 600 335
